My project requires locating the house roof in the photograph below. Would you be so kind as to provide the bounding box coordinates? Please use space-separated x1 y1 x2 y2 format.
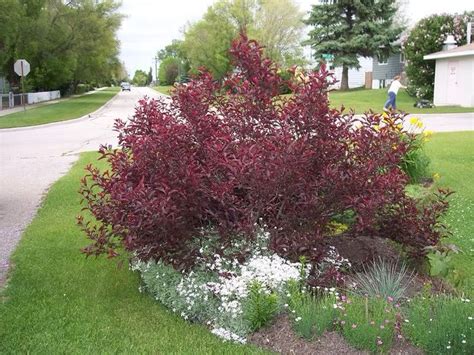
424 42 474 60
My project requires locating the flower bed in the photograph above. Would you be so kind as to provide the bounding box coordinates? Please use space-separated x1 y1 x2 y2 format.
78 35 466 353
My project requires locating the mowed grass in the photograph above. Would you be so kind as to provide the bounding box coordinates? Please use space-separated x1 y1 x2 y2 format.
0 152 265 354
0 88 120 129
328 88 474 114
153 85 173 96
425 131 474 292
154 85 473 114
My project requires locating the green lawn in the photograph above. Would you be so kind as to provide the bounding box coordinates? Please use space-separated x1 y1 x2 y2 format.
0 88 120 129
0 152 264 354
153 85 173 96
328 88 474 114
155 85 473 114
425 131 474 292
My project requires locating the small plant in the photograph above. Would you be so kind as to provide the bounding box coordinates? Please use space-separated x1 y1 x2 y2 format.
399 117 431 183
286 280 338 340
424 243 461 277
351 258 415 303
403 295 473 354
242 281 279 331
339 296 396 353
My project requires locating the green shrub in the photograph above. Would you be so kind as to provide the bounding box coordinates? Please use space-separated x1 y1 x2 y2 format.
339 296 396 353
243 281 279 331
158 57 180 85
292 293 336 340
403 295 473 354
351 258 414 303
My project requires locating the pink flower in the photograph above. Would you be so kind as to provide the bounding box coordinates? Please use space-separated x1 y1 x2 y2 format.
352 324 357 329
380 325 385 329
377 339 383 345
387 296 394 302
397 334 403 339
341 320 346 325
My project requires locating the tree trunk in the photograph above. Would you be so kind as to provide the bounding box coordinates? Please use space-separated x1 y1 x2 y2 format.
341 65 349 90
340 65 349 91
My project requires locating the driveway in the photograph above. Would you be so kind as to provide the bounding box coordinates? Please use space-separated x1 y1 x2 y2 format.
0 87 162 285
406 112 474 132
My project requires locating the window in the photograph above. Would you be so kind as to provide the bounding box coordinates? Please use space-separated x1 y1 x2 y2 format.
377 54 388 65
400 53 406 63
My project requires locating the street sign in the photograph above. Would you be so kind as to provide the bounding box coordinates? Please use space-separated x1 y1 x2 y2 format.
14 59 30 77
322 53 334 61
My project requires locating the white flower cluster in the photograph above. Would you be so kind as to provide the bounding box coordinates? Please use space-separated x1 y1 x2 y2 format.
208 254 305 320
322 246 351 270
210 327 247 344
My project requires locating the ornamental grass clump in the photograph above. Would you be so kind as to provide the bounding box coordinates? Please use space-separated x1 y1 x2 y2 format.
78 34 451 269
351 258 415 303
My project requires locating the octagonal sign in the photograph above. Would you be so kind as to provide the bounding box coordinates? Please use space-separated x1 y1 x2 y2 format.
14 59 30 77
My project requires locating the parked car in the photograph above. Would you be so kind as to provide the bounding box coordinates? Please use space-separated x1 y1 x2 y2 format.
120 82 131 91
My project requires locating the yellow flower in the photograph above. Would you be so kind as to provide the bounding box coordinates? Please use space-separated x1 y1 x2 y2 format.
373 124 380 132
409 117 419 125
392 144 398 150
396 123 403 130
433 173 441 180
423 130 433 138
382 111 389 118
416 121 424 128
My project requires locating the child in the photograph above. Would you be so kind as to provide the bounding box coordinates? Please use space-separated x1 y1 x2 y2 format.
383 75 406 111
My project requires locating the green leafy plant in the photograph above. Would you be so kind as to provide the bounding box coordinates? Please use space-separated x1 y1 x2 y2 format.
425 243 461 277
351 258 414 303
243 281 279 332
339 296 396 353
403 295 473 354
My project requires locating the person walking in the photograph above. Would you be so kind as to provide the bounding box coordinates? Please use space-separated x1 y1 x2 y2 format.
383 75 406 111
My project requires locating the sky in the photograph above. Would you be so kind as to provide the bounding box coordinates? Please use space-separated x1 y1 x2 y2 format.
117 0 474 78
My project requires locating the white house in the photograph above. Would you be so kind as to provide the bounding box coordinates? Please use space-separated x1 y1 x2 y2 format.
330 57 373 89
424 42 474 107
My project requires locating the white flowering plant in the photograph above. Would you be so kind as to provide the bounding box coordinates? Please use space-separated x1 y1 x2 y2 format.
131 229 310 342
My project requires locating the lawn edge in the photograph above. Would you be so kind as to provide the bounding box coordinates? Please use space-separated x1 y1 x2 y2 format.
0 88 120 131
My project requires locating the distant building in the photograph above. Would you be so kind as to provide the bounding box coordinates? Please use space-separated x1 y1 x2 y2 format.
424 41 474 107
329 57 373 89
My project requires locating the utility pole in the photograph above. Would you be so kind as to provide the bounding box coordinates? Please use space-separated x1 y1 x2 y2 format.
153 56 159 85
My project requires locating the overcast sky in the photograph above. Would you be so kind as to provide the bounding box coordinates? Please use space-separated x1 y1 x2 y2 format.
117 0 474 78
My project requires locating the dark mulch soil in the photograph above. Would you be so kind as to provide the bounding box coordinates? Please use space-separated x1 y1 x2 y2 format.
249 315 424 355
249 315 368 354
322 235 401 272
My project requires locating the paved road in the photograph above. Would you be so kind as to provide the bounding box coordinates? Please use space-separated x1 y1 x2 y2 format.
0 87 162 285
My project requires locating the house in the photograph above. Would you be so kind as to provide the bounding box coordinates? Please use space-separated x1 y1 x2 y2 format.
371 38 405 89
330 57 373 89
423 39 474 107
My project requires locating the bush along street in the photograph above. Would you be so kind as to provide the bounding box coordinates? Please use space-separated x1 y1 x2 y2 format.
78 35 471 352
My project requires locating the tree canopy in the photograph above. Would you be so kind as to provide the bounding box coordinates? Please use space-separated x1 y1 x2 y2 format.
0 0 123 94
181 0 306 79
305 0 403 90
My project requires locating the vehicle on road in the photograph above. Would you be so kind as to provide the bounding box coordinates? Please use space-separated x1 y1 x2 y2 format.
120 82 131 91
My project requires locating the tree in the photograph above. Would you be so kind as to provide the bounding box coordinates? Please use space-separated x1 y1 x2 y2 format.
132 70 148 86
147 67 153 85
252 0 305 66
182 0 306 79
158 57 179 85
305 0 403 90
403 12 473 100
0 0 122 93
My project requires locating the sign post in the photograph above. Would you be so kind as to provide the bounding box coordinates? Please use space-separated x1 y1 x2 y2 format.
14 59 30 111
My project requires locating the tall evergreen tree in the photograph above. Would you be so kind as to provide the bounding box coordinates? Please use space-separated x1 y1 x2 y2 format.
305 0 403 90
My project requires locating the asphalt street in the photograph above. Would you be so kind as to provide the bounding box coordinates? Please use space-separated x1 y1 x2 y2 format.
0 87 162 285
0 88 472 286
